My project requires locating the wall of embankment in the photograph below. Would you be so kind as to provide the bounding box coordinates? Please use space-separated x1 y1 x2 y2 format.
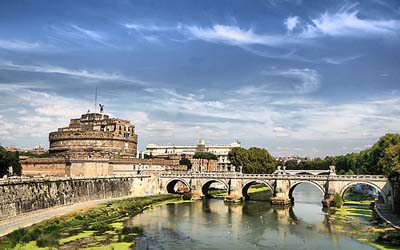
0 176 159 220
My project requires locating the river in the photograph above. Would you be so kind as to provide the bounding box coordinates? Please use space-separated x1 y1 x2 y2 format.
127 183 375 250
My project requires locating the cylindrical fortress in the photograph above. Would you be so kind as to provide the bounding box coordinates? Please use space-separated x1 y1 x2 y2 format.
49 113 138 159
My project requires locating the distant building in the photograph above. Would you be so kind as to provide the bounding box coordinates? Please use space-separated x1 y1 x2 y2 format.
6 146 47 155
143 139 241 172
191 158 218 172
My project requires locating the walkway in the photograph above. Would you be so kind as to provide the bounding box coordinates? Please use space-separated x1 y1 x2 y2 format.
0 196 132 237
375 203 400 230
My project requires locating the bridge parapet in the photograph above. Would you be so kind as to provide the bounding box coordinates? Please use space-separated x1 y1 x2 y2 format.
159 172 387 181
0 174 150 185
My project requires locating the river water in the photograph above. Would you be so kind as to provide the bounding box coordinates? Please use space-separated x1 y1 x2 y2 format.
127 183 375 250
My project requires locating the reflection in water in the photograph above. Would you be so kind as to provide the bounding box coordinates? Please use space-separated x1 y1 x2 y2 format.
127 183 374 250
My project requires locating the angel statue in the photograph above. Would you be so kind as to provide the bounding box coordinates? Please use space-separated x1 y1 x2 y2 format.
99 104 104 113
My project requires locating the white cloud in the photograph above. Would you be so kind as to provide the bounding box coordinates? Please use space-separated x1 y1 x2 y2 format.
301 3 400 38
186 25 293 46
273 127 289 137
285 16 300 32
2 84 400 157
0 90 91 143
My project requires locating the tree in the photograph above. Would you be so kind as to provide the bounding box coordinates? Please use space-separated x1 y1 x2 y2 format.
345 169 355 175
332 193 343 208
179 158 192 170
378 144 400 176
228 147 276 174
193 152 218 160
0 146 10 177
11 151 22 176
0 146 22 177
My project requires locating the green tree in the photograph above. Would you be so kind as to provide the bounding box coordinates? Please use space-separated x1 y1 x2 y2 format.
0 146 11 177
228 147 276 174
0 146 22 177
179 158 192 170
345 169 355 175
332 193 343 208
193 152 218 160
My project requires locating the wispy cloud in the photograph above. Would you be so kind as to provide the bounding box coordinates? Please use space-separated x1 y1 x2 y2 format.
123 23 173 32
185 25 294 46
52 24 116 48
261 68 321 94
323 54 362 64
0 60 146 85
301 3 400 38
122 3 400 48
0 39 41 52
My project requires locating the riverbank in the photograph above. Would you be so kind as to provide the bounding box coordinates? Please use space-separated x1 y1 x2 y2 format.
330 199 400 250
0 194 183 250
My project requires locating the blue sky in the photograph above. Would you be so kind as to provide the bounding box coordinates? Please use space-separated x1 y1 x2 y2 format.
0 0 399 157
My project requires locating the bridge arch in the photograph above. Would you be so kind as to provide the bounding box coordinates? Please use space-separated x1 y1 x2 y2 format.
242 180 273 200
166 178 191 194
340 181 387 204
288 181 325 202
201 179 229 198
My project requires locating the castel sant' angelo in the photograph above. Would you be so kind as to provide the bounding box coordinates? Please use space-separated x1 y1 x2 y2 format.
21 111 183 177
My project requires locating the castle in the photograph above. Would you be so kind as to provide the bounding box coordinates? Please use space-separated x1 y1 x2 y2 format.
21 112 184 176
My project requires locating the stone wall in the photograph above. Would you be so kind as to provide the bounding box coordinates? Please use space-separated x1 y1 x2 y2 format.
0 176 159 220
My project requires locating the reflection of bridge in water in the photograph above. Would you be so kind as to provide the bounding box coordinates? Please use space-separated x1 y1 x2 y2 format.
160 172 391 206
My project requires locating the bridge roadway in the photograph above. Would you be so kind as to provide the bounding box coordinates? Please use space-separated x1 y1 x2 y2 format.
159 172 391 206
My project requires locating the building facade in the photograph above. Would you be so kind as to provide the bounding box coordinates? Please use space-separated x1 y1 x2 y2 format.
143 139 241 172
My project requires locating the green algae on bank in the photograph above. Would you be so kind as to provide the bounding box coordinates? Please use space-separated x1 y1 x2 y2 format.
0 194 183 250
331 200 400 250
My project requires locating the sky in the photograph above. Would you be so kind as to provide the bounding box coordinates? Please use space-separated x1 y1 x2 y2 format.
0 0 399 157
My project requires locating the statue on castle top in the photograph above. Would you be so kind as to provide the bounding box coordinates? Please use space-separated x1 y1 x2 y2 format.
99 104 104 113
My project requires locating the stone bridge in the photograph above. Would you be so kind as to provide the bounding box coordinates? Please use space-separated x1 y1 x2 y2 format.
159 172 392 206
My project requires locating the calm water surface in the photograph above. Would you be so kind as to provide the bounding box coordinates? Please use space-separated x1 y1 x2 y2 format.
127 183 374 250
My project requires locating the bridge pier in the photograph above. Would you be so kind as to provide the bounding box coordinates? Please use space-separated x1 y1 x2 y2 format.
271 179 291 206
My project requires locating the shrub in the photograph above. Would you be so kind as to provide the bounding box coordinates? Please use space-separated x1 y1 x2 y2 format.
333 193 344 208
90 222 112 234
36 232 59 247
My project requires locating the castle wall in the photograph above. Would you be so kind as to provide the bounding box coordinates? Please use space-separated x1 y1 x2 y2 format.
21 158 68 176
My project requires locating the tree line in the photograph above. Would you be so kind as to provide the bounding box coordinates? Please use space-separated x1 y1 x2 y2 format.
227 133 400 177
283 133 400 177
